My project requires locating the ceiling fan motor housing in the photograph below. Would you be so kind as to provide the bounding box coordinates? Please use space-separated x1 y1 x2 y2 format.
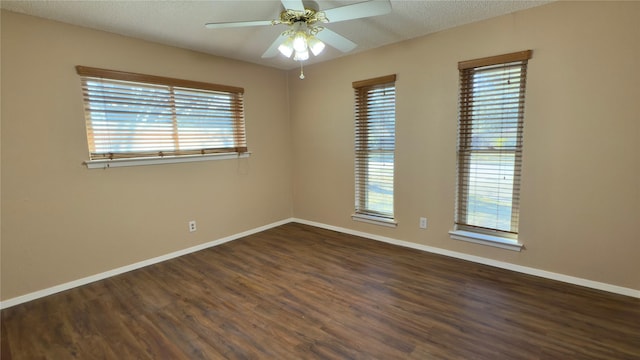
277 8 328 26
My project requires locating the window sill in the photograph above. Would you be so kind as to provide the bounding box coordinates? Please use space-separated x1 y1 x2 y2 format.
449 230 523 252
84 152 251 169
352 214 397 228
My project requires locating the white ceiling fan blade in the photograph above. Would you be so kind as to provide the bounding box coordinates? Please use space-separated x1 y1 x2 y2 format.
315 28 357 53
205 20 273 29
281 0 305 11
323 0 392 23
262 34 289 58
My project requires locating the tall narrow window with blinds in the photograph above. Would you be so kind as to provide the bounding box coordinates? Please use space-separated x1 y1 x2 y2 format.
76 66 247 167
352 74 397 227
455 51 531 248
453 51 531 245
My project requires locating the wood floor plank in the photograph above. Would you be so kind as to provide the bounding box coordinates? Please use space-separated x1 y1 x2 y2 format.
2 223 639 359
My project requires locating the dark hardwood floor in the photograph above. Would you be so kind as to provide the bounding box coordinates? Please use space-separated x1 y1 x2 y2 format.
2 223 639 359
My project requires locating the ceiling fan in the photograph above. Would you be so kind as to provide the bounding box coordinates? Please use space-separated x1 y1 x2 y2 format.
205 0 392 72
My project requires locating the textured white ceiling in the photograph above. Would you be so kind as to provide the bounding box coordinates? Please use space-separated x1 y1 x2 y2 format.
1 0 551 70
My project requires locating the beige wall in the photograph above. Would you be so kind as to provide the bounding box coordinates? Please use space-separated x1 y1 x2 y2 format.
2 1 639 302
1 11 293 300
289 1 639 291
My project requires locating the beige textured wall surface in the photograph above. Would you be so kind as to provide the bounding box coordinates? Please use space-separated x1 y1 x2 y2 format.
289 1 639 290
1 11 293 300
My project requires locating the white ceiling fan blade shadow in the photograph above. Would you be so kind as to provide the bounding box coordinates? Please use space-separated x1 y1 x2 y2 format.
323 0 392 23
315 28 357 53
262 33 290 58
205 20 273 29
281 0 305 12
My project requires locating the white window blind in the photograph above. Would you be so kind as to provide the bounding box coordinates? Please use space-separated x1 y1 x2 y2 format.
76 66 247 161
455 51 532 238
353 74 397 222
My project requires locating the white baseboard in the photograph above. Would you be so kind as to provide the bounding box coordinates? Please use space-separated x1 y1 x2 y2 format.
2 216 637 309
292 218 640 299
0 218 295 310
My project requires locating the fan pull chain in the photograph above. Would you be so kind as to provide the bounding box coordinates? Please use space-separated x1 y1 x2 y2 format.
299 62 305 80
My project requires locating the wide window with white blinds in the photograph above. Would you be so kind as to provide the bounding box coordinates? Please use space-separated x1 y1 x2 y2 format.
352 74 397 227
452 51 531 248
76 66 247 167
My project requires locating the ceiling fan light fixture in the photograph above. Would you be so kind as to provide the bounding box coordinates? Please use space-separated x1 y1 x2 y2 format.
279 24 325 61
292 31 308 52
293 49 310 61
308 36 325 56
278 38 294 58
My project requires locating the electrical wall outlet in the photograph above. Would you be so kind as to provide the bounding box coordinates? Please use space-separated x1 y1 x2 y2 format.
419 217 427 229
188 220 197 232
